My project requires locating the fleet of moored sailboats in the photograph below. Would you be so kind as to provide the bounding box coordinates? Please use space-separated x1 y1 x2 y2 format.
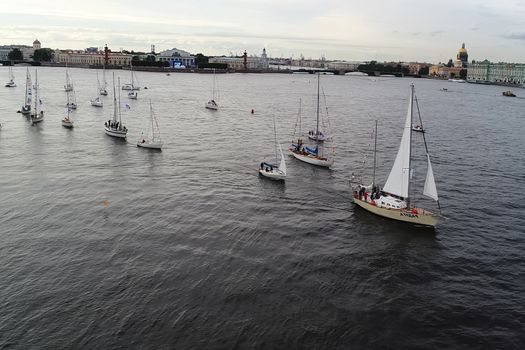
4 67 442 228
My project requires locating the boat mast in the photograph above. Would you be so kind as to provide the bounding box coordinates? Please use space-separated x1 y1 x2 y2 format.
117 77 122 124
112 73 117 123
150 101 155 141
407 84 414 206
34 70 38 115
273 115 278 164
24 68 28 106
373 120 378 188
316 72 320 136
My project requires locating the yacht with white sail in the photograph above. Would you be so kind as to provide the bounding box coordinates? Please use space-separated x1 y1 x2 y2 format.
30 70 44 125
104 74 128 138
137 101 163 149
20 68 32 115
352 85 440 227
259 116 286 180
205 69 219 110
5 66 16 87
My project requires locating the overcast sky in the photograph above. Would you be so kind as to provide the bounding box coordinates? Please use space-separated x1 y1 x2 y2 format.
1 0 525 63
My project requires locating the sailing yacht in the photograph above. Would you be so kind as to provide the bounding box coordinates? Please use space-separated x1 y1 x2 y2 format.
99 66 108 95
352 84 440 227
289 73 334 167
205 69 219 110
5 66 16 87
64 68 77 109
91 73 104 107
20 68 32 115
104 74 128 138
259 117 286 180
137 101 163 149
64 67 73 91
30 70 44 125
122 63 140 91
62 91 74 128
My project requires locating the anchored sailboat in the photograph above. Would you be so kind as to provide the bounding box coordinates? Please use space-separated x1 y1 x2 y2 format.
5 66 16 87
20 68 32 115
352 84 440 227
122 63 140 91
100 66 108 95
91 73 104 107
205 69 219 110
137 100 163 150
62 90 74 128
64 67 77 109
30 70 44 125
104 74 128 138
289 73 334 167
259 116 286 180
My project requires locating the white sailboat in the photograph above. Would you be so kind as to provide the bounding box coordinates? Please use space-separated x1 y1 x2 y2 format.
99 66 108 95
65 68 77 109
137 100 163 149
289 73 334 167
20 68 32 115
62 90 74 128
5 66 16 87
30 70 44 125
259 117 286 180
205 69 219 110
352 84 440 227
91 73 104 107
122 63 140 91
64 67 73 92
104 74 128 138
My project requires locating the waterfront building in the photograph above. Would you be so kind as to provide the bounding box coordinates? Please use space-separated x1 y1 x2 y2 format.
407 62 431 75
467 61 525 86
454 43 468 68
55 49 131 66
209 49 269 70
157 48 195 68
0 39 40 61
326 61 361 71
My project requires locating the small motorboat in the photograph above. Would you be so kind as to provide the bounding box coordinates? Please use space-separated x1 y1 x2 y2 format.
91 97 103 107
502 91 516 97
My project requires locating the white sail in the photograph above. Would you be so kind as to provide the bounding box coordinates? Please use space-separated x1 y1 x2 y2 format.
423 154 439 201
383 85 413 199
26 69 32 106
278 143 286 175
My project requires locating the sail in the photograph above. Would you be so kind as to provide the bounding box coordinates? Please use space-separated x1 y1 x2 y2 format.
278 143 286 175
383 86 413 199
26 69 32 105
423 154 438 201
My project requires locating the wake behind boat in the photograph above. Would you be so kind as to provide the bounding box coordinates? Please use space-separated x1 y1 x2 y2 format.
352 85 440 227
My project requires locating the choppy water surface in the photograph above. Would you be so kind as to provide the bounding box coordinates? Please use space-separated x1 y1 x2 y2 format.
0 67 524 349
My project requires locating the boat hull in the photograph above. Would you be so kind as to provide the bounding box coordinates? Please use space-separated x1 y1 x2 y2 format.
353 196 438 227
258 169 285 180
62 119 74 128
104 126 127 138
91 100 103 107
31 116 44 124
289 149 333 167
205 102 218 110
21 106 31 115
137 141 163 149
5 83 16 87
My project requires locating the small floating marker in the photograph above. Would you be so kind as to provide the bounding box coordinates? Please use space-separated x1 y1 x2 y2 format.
102 199 110 208
251 109 255 114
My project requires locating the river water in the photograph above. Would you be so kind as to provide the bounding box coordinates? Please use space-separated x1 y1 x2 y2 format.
0 67 524 349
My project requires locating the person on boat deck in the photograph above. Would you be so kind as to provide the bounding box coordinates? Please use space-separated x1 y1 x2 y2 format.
260 162 264 170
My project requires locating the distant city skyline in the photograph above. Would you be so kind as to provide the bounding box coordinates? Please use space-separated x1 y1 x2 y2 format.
2 0 525 63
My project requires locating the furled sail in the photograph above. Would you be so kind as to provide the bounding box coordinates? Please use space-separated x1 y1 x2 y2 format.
383 86 413 199
423 154 438 201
